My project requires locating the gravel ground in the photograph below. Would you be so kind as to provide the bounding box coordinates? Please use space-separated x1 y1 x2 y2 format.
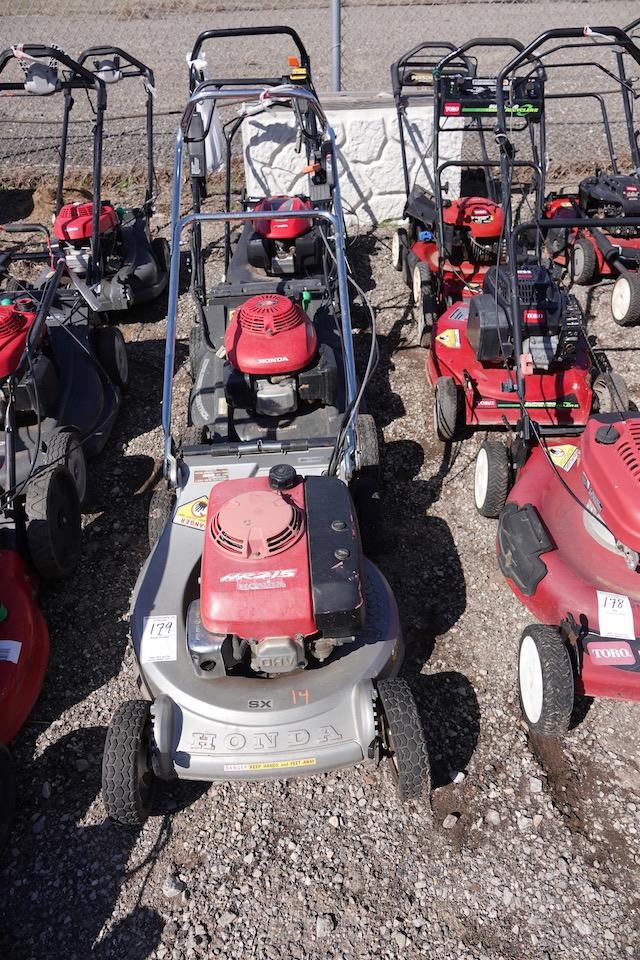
0 167 639 959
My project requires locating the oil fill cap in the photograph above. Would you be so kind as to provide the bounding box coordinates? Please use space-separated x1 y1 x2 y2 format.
595 424 620 445
269 463 298 490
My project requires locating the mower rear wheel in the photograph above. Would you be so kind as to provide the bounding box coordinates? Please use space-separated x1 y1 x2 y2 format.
391 228 407 272
25 464 81 581
518 625 574 737
95 325 129 389
354 414 381 552
412 262 430 306
377 677 431 804
570 238 597 285
592 371 630 414
611 273 640 327
151 236 170 276
189 323 205 381
0 743 15 851
46 429 87 507
474 441 510 518
434 376 460 441
102 700 157 827
148 486 175 550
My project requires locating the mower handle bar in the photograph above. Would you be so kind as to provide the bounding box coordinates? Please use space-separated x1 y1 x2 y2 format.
3 222 50 239
390 41 472 97
434 37 525 77
0 44 104 95
76 46 155 87
180 83 327 137
189 26 310 74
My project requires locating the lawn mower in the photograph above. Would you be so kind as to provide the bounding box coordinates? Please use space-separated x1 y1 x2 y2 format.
0 256 81 846
539 25 640 325
0 44 168 313
0 222 129 507
186 27 336 370
101 81 430 825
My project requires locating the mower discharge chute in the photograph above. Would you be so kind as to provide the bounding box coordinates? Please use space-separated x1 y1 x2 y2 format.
541 24 640 325
2 43 168 313
101 53 431 825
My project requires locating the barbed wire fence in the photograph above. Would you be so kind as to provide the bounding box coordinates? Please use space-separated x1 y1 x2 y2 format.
0 0 638 183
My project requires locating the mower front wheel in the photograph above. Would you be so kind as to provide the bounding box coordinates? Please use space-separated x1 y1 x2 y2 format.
95 325 129 390
592 371 630 414
570 238 598 285
102 700 157 827
474 441 511 518
46 429 87 507
433 376 460 441
611 273 640 327
518 625 574 737
148 486 176 550
354 414 381 553
412 262 430 306
377 677 431 804
25 464 81 581
391 228 407 272
189 323 205 381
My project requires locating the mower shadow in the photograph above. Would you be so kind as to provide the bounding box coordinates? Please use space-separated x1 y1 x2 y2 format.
0 727 166 960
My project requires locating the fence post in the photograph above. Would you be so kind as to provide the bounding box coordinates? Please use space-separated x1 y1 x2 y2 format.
331 0 342 90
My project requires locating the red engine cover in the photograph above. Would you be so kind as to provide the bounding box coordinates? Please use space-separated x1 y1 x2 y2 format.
580 415 640 554
224 294 318 375
200 476 316 642
0 302 38 379
444 196 504 240
0 549 49 744
53 201 119 243
253 196 313 240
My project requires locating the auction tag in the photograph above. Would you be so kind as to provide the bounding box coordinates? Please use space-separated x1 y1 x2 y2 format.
0 640 21 663
140 615 178 663
597 591 635 641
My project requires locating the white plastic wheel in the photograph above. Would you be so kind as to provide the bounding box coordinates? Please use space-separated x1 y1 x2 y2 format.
391 230 402 271
413 264 423 305
474 446 489 511
518 633 544 724
572 244 584 278
612 276 631 322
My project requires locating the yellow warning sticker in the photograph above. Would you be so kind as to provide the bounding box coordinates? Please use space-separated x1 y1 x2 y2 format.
436 328 461 349
223 758 316 773
174 496 209 530
548 444 579 472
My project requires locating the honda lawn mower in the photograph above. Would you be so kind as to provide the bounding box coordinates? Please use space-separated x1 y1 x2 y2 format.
0 44 168 313
390 37 544 344
0 259 81 847
100 91 430 824
540 26 640 325
186 27 337 369
0 223 129 507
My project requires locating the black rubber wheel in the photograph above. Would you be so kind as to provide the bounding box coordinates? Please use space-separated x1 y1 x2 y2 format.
592 371 630 414
611 273 640 327
189 323 205 381
45 429 87 507
517 625 575 737
102 700 157 826
25 464 81 581
148 486 175 550
151 236 170 276
474 441 510 518
0 743 16 851
570 237 598 285
434 376 460 441
377 677 431 803
412 261 430 306
94 325 129 389
391 227 407 272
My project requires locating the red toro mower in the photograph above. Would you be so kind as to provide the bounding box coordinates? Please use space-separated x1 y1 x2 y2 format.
0 260 81 846
540 24 640 325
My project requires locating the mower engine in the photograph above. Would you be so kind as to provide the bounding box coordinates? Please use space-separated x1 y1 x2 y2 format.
53 201 120 276
578 172 640 238
247 196 322 276
442 196 505 263
187 465 364 676
223 293 337 416
467 263 582 370
580 415 640 572
0 298 57 422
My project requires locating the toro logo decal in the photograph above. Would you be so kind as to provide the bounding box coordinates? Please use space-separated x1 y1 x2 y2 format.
524 309 545 322
443 102 461 116
587 641 635 665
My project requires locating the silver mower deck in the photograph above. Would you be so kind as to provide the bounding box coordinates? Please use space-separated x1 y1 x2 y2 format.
130 451 401 783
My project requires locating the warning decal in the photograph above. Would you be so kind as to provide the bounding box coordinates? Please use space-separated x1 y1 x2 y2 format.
174 496 209 530
436 328 461 349
547 444 578 472
223 758 316 773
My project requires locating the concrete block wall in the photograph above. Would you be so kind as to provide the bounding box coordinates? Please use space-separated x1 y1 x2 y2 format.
242 94 463 228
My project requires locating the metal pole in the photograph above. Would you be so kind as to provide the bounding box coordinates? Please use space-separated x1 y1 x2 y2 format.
331 0 342 91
